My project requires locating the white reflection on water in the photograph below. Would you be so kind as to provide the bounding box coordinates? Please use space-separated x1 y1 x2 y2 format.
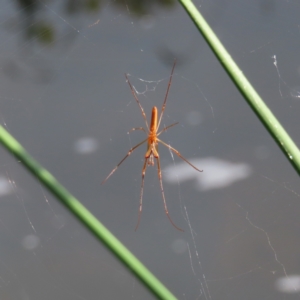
74 137 99 154
0 176 13 197
21 234 40 250
275 275 300 293
164 157 252 191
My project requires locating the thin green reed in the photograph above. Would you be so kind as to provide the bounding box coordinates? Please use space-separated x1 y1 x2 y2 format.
178 0 300 175
0 126 177 300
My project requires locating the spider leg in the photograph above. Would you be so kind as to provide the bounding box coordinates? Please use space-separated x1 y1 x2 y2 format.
125 74 149 131
157 59 176 129
135 158 148 231
157 122 179 136
156 155 184 232
157 139 203 172
102 138 147 184
129 127 147 134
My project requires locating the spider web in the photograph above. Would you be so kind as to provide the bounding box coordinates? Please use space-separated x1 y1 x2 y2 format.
0 0 299 299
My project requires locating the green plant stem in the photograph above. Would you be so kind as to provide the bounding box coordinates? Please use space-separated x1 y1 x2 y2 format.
0 126 177 300
179 0 300 175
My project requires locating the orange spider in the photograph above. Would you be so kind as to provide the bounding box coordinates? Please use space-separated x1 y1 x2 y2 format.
102 60 202 231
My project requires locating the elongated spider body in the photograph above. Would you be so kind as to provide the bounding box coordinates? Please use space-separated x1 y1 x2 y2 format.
102 61 202 231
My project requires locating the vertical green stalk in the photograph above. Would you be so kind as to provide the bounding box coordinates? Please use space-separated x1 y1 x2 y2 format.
179 0 300 175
